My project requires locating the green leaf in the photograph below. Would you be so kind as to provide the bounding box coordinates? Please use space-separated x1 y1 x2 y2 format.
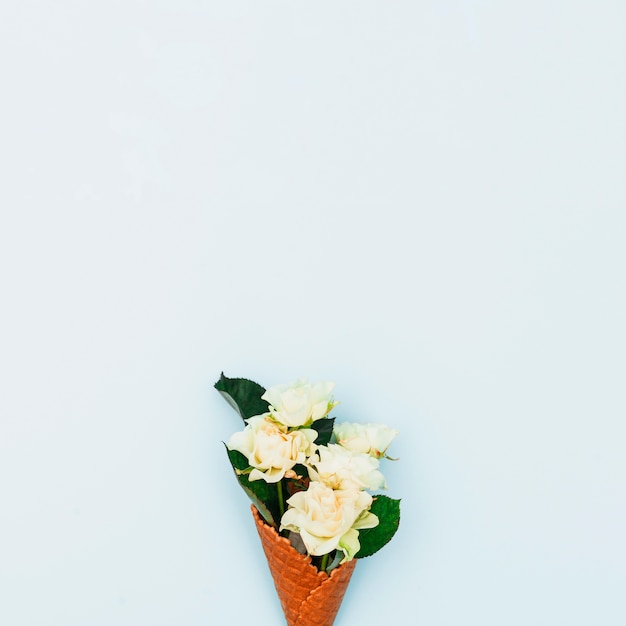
310 417 335 446
227 448 249 472
225 446 280 527
355 495 401 559
215 373 269 422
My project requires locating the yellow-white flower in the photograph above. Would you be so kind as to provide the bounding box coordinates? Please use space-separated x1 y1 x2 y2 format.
280 481 378 561
227 415 317 483
333 422 399 458
262 378 338 428
308 444 387 491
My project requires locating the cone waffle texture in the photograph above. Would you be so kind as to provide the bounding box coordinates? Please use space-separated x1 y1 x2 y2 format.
252 505 357 626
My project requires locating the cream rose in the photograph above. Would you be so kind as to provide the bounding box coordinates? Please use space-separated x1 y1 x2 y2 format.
280 481 378 560
227 415 317 483
308 443 387 491
333 422 399 458
262 378 338 428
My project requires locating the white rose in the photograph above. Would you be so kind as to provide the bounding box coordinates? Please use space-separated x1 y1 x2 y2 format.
262 378 338 428
308 443 387 491
333 422 399 458
227 415 317 483
280 481 378 560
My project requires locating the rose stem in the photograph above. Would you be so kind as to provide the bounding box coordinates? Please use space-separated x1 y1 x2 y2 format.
277 479 285 520
320 553 329 573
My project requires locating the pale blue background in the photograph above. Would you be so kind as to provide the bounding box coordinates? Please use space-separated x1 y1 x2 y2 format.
0 2 624 625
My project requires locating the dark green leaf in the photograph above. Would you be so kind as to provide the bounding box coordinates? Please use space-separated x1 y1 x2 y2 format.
291 463 309 478
310 417 335 446
227 448 249 471
355 495 401 559
225 446 280 527
214 373 269 422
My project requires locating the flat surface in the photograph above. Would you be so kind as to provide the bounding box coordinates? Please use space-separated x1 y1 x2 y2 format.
0 2 624 625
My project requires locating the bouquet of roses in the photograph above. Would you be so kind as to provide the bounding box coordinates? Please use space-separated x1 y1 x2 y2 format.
215 373 401 626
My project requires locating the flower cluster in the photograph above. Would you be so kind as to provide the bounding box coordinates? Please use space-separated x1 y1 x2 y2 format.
216 374 401 573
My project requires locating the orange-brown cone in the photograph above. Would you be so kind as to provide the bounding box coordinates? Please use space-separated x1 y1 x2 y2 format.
251 505 357 626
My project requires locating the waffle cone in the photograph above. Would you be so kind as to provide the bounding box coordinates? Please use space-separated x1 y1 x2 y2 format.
251 505 356 626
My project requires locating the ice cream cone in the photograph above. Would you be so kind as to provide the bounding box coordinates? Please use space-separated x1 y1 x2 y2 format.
251 505 356 626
